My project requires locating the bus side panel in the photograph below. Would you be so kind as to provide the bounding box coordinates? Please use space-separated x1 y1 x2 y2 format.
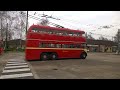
56 49 84 59
25 49 42 60
25 49 65 60
63 50 78 58
25 49 86 60
69 50 84 58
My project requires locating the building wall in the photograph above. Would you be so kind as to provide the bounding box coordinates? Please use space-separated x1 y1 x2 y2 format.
87 39 117 53
87 45 99 52
88 44 117 53
105 46 112 52
112 46 117 52
4 39 25 50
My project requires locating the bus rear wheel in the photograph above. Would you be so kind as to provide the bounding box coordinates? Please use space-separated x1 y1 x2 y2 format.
50 53 58 60
80 52 87 59
40 53 48 61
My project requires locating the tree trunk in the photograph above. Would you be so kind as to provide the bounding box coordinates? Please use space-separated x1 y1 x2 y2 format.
5 23 8 51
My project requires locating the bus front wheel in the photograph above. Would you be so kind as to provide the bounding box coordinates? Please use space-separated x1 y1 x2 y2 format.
40 53 48 61
80 52 87 59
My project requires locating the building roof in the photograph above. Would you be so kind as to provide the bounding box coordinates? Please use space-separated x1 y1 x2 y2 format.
87 39 117 46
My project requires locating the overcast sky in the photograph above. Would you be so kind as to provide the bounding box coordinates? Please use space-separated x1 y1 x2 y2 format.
28 11 120 40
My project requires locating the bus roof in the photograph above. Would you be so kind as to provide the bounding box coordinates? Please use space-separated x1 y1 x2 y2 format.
29 25 85 34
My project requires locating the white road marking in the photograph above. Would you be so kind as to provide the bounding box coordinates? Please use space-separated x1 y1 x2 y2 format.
9 60 25 62
3 68 30 73
5 65 29 69
0 73 33 79
0 59 34 79
8 60 25 62
6 63 27 66
7 62 26 64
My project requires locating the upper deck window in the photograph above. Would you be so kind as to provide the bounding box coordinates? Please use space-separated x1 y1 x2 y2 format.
31 27 84 37
32 27 39 32
82 33 85 37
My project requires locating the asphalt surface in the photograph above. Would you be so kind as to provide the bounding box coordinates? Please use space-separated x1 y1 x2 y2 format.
28 52 120 79
0 52 120 79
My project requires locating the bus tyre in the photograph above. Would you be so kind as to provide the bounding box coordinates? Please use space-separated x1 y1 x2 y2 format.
80 52 87 59
50 53 58 60
40 53 48 61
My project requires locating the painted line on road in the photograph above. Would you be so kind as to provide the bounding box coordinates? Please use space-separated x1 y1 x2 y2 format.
9 59 24 61
8 61 25 63
7 61 25 63
8 60 25 62
0 73 33 79
6 63 27 66
0 58 34 79
7 61 27 63
5 65 29 69
3 68 30 73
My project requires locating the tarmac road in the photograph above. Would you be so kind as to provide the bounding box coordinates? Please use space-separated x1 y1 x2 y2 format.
0 52 120 79
28 52 120 79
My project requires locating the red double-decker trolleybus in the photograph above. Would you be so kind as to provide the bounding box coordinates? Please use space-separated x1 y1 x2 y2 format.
25 25 87 61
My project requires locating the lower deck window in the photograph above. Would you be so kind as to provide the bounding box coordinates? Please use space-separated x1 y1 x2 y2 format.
39 42 84 48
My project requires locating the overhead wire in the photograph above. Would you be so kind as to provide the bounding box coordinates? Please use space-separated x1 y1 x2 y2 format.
28 12 119 40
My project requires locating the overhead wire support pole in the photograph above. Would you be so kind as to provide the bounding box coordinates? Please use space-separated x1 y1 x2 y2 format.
26 11 28 35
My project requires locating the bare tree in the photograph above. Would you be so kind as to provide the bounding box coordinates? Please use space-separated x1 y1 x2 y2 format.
0 11 27 50
86 33 95 40
0 11 8 40
0 11 12 49
99 35 109 41
114 33 120 42
11 11 26 49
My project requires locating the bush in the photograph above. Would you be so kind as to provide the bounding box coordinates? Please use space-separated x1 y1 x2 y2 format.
4 47 25 52
17 48 25 52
